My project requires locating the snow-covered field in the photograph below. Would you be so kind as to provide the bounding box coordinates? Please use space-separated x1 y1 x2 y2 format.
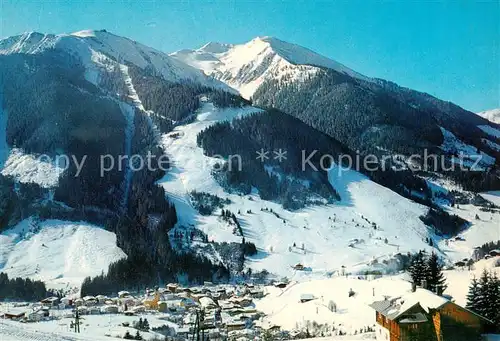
254 257 500 333
437 203 500 262
0 256 497 341
0 314 168 341
0 218 126 290
158 102 443 278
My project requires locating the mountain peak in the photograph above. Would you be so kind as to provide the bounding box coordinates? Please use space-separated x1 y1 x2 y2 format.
477 108 500 124
246 36 368 79
0 29 230 91
198 41 233 54
71 29 98 37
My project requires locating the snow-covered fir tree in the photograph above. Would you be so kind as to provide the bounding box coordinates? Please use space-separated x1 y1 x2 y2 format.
466 276 481 313
485 272 500 326
467 270 500 327
409 250 428 287
427 251 447 293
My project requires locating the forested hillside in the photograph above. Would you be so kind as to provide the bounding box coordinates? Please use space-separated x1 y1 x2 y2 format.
0 45 240 289
197 109 343 209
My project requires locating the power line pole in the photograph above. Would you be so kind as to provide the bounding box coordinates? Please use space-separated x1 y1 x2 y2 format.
74 306 80 333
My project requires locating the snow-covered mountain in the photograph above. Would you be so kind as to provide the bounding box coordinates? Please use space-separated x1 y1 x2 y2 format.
477 108 500 124
0 30 228 90
173 37 499 169
0 29 499 292
170 36 369 99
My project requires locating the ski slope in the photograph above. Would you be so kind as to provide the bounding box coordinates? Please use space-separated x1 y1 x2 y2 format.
158 102 438 278
0 218 126 290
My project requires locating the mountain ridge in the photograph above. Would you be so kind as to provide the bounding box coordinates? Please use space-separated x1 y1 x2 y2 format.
0 29 230 91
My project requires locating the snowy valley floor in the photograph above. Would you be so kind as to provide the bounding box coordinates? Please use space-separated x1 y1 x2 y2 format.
0 257 499 341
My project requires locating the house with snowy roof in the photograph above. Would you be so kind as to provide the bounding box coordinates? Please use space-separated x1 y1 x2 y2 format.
370 287 493 341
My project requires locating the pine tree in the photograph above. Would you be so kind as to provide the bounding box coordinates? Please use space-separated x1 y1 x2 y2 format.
477 269 490 318
409 251 428 286
485 272 500 326
427 252 447 293
466 276 481 313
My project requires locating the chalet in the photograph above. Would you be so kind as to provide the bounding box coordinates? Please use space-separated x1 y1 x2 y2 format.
27 309 46 322
292 263 305 271
370 287 493 341
274 282 288 289
166 283 178 293
226 321 247 332
118 291 130 298
215 288 228 300
60 297 72 306
40 296 59 307
300 294 314 303
96 295 108 304
100 305 119 314
82 296 98 306
76 306 89 315
489 249 500 257
249 290 264 299
88 306 101 315
199 296 218 309
228 296 253 307
2 309 26 320
132 305 146 313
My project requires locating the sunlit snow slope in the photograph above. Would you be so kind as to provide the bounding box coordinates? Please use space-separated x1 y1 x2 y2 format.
0 218 126 290
158 102 439 278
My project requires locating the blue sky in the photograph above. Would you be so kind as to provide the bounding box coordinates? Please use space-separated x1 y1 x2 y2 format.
1 1 498 112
